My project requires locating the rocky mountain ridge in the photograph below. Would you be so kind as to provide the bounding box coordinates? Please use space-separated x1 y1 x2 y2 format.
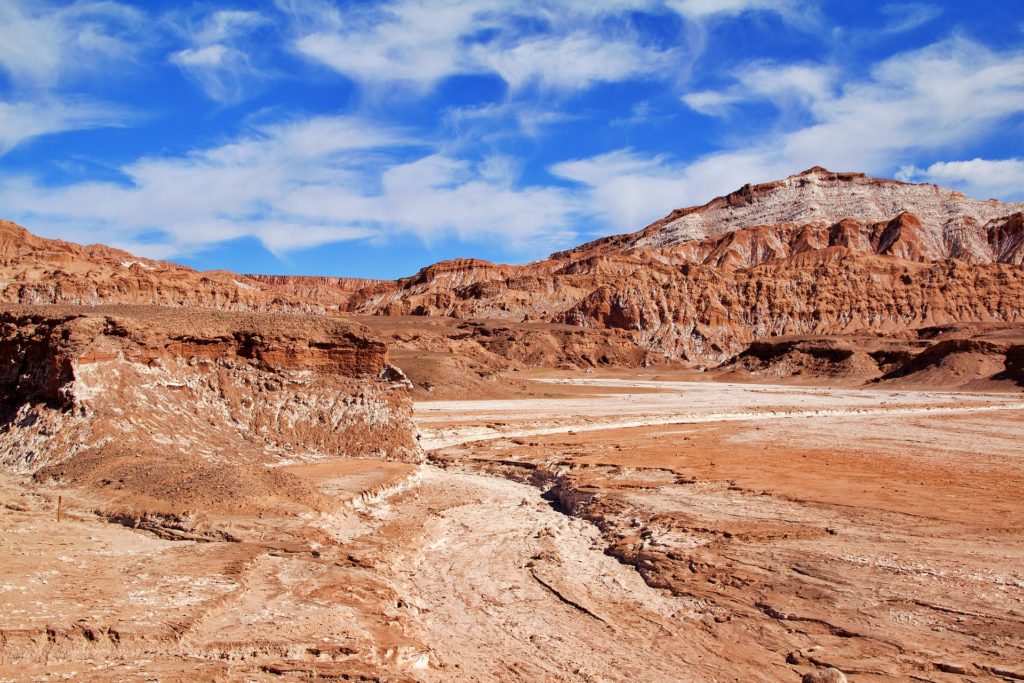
2 168 1023 363
564 166 1024 258
0 220 368 313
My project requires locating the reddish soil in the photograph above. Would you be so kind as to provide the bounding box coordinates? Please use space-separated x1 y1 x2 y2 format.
1 166 1023 680
424 379 1024 681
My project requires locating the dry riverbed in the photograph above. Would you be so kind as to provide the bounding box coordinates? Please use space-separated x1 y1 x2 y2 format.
421 378 1024 681
2 378 1023 681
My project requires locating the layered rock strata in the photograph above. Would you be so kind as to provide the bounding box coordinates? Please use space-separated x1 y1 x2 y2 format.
0 305 420 513
3 167 1023 363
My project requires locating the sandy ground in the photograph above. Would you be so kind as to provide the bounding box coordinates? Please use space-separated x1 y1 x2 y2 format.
0 461 725 681
2 377 1023 680
416 379 1024 449
422 378 1024 681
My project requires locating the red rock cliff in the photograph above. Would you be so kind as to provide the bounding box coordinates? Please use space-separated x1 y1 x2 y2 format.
0 305 421 512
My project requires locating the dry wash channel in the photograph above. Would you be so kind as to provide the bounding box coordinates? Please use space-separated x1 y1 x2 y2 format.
2 310 1023 681
419 377 1024 681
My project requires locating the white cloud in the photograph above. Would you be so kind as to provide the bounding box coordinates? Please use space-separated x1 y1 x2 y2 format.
0 98 128 155
290 1 484 90
0 1 142 156
0 115 581 258
0 0 143 88
897 158 1024 201
880 3 941 33
281 0 801 92
190 9 267 44
667 0 790 18
681 90 737 116
444 102 576 140
558 38 1024 230
169 45 260 104
684 62 836 115
551 150 694 229
472 34 676 91
782 38 1024 168
666 0 821 29
169 9 270 103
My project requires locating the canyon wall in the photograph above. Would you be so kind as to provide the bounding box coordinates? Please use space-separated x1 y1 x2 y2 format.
3 167 1023 364
0 305 421 513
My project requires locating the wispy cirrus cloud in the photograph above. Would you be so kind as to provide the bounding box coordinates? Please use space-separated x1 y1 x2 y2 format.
0 97 130 155
0 114 581 258
558 37 1024 230
880 3 942 34
0 0 144 155
666 0 816 22
168 9 272 104
469 33 679 92
898 158 1024 201
279 0 808 93
0 0 144 88
683 62 837 116
551 149 695 231
443 101 577 143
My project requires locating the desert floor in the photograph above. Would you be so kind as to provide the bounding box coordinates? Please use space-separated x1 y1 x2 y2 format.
2 376 1023 681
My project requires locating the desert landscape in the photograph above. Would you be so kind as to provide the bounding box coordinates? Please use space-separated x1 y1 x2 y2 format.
0 162 1022 682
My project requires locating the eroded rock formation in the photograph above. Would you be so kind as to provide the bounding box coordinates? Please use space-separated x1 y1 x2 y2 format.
3 167 1023 365
564 166 1024 256
716 322 1024 389
0 305 420 514
0 220 375 312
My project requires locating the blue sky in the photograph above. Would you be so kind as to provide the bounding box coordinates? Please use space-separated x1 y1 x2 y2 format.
1 1 1023 278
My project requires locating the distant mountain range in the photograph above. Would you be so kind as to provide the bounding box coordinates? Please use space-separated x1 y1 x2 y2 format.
3 167 1023 361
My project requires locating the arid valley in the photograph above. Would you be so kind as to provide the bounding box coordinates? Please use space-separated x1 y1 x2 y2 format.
0 161 1023 681
2 368 1023 681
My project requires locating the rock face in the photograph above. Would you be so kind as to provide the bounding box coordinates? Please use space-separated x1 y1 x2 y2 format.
717 322 1024 389
565 166 1024 257
354 252 1024 362
345 168 1024 361
0 305 420 513
3 167 1023 364
0 220 378 313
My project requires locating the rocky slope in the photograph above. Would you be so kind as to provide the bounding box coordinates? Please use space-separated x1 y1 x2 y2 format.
716 323 1024 389
0 220 373 313
0 305 420 515
3 167 1023 365
355 251 1024 362
563 166 1024 258
344 168 1024 361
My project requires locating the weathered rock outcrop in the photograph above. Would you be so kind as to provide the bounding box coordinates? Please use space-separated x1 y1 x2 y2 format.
0 220 371 313
0 305 420 513
716 322 1024 389
3 167 1023 365
354 252 1024 362
566 166 1024 255
342 169 1024 361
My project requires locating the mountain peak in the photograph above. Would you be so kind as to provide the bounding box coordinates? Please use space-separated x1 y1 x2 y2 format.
625 168 1023 250
789 166 872 182
795 165 835 176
